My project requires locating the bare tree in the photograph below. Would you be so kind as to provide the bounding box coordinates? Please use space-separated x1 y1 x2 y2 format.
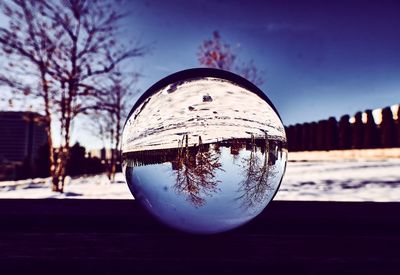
236 134 272 210
44 0 146 192
0 0 146 192
174 135 223 207
197 31 236 71
198 31 264 86
94 70 141 181
235 60 264 87
0 0 59 190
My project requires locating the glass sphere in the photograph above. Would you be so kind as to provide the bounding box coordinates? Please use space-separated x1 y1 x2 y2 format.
122 69 287 234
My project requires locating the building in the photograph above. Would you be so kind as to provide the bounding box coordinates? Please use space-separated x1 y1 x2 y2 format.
0 111 48 180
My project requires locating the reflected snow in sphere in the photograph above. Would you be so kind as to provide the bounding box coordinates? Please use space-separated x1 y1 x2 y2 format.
122 69 287 234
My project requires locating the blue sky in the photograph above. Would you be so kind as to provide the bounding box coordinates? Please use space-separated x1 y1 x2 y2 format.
1 0 400 149
124 0 400 125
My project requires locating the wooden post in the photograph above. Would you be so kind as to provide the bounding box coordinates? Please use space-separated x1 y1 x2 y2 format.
327 117 338 150
339 115 351 149
380 107 396 148
316 120 328 150
363 110 379 148
294 124 303 151
310 122 318 151
302 123 311 151
352 112 364 149
397 106 400 147
286 126 295 152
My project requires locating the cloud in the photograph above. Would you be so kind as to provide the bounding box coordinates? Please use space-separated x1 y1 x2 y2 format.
154 65 172 72
265 22 314 33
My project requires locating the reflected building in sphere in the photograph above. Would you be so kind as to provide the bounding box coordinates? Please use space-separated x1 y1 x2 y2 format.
122 69 287 234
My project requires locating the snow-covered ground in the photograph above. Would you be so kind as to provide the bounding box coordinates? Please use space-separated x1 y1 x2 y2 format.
275 159 400 201
1 158 399 201
123 77 285 152
0 172 132 199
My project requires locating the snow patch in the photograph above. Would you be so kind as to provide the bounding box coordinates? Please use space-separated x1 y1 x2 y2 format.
1 159 399 201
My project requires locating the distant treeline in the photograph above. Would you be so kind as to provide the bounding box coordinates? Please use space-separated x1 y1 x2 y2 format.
285 106 400 152
123 137 285 167
9 143 119 181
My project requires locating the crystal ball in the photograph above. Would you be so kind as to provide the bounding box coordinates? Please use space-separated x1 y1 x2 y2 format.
122 68 287 234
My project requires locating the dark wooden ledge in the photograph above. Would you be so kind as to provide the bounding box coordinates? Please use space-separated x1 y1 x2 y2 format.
0 199 399 274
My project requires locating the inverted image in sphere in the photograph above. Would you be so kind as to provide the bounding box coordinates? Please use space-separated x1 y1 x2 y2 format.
122 69 287 234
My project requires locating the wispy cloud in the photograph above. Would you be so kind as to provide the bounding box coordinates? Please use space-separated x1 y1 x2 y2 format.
265 22 314 33
154 65 172 73
235 21 314 33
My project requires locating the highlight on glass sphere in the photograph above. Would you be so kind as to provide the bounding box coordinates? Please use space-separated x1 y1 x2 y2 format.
122 68 287 234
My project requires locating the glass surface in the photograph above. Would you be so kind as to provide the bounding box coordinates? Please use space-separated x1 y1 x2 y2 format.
122 69 287 234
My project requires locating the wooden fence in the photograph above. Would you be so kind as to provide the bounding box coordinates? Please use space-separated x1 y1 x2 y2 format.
285 106 400 152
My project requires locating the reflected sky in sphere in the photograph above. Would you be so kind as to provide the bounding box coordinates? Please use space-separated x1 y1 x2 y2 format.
122 69 287 234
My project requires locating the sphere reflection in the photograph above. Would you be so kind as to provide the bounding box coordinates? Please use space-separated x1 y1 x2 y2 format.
122 69 287 234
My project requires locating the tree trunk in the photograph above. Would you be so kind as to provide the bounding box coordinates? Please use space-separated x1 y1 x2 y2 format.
111 103 122 182
47 118 58 192
59 103 72 193
56 80 74 193
40 71 59 192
